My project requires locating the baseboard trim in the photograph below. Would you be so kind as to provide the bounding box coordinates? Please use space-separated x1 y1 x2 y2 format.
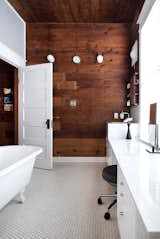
53 156 106 163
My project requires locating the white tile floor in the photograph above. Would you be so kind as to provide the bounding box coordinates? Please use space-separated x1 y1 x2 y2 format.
0 164 120 239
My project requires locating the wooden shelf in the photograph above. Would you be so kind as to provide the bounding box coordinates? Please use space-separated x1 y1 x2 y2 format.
130 72 139 106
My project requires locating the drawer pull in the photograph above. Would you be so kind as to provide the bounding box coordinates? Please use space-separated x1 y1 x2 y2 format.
120 193 124 197
120 182 124 186
120 212 124 216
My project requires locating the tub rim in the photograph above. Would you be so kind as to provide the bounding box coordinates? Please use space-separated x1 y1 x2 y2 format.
0 145 42 177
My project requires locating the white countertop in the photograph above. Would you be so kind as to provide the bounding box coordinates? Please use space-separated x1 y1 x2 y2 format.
109 139 160 234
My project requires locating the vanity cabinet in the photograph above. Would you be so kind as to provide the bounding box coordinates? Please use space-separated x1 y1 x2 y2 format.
117 165 151 239
117 165 137 239
107 124 160 239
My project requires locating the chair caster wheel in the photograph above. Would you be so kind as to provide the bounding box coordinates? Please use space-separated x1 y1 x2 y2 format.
104 212 111 220
97 197 103 205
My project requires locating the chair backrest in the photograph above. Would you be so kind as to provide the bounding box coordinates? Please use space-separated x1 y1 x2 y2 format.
102 165 117 185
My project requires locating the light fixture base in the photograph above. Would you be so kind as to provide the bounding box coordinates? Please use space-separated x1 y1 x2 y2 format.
47 54 55 63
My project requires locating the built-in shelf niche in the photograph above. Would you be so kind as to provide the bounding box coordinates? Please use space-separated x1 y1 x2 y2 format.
126 61 139 108
0 60 18 145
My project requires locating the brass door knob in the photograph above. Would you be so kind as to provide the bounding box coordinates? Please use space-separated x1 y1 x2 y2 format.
53 116 60 120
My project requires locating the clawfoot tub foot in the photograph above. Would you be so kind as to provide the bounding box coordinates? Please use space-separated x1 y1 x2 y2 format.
19 192 25 203
17 189 26 204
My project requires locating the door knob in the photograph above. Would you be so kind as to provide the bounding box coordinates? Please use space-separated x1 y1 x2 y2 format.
53 116 60 119
46 119 50 129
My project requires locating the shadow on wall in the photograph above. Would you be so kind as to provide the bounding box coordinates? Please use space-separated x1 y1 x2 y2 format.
131 105 140 123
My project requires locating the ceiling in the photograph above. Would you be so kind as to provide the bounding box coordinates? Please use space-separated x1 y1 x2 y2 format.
8 0 145 23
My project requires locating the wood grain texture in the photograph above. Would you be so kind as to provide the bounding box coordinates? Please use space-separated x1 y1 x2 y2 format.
27 23 130 156
0 60 15 145
9 0 141 23
54 138 106 156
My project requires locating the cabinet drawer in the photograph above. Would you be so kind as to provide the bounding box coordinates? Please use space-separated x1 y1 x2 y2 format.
117 165 137 239
118 166 126 189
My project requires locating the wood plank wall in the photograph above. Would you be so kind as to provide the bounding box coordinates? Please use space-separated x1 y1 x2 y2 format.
27 23 130 156
0 60 15 145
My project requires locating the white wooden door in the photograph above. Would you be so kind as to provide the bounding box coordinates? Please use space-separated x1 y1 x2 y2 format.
19 63 53 169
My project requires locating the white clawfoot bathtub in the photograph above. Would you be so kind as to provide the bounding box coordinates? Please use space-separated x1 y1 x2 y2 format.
0 145 42 211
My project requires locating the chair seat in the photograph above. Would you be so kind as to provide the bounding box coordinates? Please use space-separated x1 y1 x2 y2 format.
102 165 117 185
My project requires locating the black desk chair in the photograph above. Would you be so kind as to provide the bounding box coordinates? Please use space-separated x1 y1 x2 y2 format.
98 165 117 220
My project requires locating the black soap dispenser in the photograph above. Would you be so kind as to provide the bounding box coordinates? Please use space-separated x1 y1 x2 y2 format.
124 117 133 140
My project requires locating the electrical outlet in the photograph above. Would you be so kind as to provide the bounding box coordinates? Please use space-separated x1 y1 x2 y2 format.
114 113 119 119
70 99 77 107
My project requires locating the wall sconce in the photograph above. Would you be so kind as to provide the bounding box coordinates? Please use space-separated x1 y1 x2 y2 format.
97 54 104 64
73 56 81 64
47 54 55 63
120 112 129 120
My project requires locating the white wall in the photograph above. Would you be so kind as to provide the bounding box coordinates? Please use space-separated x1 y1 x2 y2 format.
0 0 26 67
107 123 139 140
140 0 160 143
138 0 156 29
